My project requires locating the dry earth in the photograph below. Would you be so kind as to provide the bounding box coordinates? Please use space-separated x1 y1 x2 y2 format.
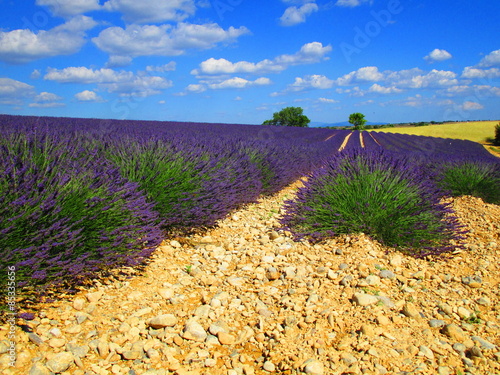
1 181 499 375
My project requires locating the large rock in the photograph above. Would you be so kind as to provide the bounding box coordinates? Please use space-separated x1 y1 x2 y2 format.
182 319 207 342
352 293 379 306
46 352 74 373
148 314 178 329
441 324 467 342
401 302 420 318
304 359 324 375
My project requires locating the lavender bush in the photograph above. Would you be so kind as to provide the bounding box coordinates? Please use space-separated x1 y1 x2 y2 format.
0 130 163 297
280 148 467 257
104 134 263 231
433 158 500 204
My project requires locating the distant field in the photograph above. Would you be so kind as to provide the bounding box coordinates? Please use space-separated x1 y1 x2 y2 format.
370 121 499 144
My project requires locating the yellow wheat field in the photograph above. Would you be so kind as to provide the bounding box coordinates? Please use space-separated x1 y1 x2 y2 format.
370 121 499 144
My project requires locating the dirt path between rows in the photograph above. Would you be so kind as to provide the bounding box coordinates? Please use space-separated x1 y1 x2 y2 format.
1 182 499 375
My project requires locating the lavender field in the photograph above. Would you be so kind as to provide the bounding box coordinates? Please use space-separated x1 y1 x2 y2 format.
1 114 499 301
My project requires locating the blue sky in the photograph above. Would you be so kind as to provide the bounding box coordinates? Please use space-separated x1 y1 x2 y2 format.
0 0 499 125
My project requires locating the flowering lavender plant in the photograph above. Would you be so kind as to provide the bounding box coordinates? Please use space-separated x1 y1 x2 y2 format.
0 130 163 297
280 148 467 257
433 157 500 204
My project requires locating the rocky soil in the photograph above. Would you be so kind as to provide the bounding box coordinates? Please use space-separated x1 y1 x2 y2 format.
1 180 499 375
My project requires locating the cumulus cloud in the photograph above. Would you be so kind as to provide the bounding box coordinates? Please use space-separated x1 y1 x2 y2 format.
477 49 500 68
44 66 172 97
443 84 500 97
277 66 459 96
461 67 500 79
318 97 338 103
0 78 34 105
192 42 331 75
460 49 500 81
103 75 173 97
0 16 97 64
424 49 452 62
280 3 319 26
102 0 196 23
187 77 271 93
207 77 271 89
44 66 133 83
92 23 249 63
368 83 403 94
462 101 484 111
385 68 458 89
36 0 101 17
186 84 206 93
336 66 384 85
29 91 65 107
33 92 63 102
75 90 105 102
290 75 335 91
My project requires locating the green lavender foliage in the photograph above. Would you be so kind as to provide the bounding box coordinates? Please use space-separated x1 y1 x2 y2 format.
281 148 466 257
436 159 500 204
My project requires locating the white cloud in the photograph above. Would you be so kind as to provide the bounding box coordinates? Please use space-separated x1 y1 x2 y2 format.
461 67 500 79
30 70 42 79
102 75 173 97
92 23 249 63
44 66 173 97
385 68 458 88
186 77 271 93
280 3 319 26
208 77 271 89
277 66 459 96
29 102 65 108
368 83 403 94
33 92 63 102
291 75 335 90
146 62 177 72
477 49 500 68
36 0 101 17
0 16 97 64
424 49 452 62
335 0 371 7
103 0 196 23
30 91 65 107
277 67 381 95
75 90 105 102
443 84 500 97
462 101 484 111
193 42 331 75
186 84 206 93
0 78 34 105
44 67 133 83
336 66 384 85
318 97 338 103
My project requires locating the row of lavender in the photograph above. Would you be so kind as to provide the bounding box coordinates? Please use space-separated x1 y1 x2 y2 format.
281 130 500 258
0 115 346 298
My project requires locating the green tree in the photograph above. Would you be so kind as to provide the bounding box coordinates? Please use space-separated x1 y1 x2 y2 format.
494 123 500 146
348 112 367 131
262 107 310 127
